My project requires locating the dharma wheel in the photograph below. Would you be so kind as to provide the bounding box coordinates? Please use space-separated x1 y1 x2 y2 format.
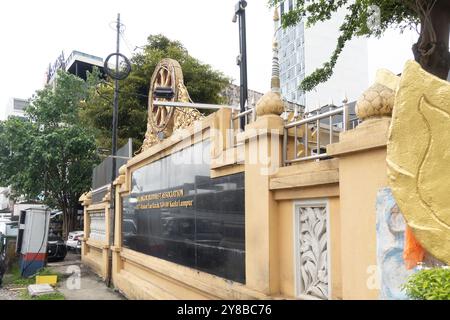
148 58 184 133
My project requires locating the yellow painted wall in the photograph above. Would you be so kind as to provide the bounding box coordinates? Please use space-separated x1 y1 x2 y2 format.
79 107 390 300
338 147 386 299
277 200 295 297
328 119 391 299
329 197 342 299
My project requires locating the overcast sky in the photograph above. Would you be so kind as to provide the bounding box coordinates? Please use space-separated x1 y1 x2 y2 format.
0 0 421 113
0 0 274 110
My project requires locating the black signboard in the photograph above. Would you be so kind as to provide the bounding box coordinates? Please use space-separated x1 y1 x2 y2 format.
122 141 245 283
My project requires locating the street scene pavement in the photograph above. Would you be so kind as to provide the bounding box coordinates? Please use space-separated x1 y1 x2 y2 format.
48 252 124 300
0 252 124 300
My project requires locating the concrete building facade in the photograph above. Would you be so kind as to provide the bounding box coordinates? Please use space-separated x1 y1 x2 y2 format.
0 98 29 121
276 0 416 111
46 50 104 85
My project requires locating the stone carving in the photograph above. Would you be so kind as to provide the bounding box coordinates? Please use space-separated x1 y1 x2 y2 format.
141 59 203 151
114 164 127 186
296 204 329 299
79 191 92 206
376 188 415 300
355 69 399 122
256 91 284 117
356 83 395 121
387 60 450 265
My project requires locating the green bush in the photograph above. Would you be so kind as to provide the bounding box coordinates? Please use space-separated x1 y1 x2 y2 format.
402 267 450 300
3 264 63 287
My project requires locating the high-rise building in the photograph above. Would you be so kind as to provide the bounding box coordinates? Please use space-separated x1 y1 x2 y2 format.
46 50 105 85
0 51 106 215
1 51 104 121
275 0 416 111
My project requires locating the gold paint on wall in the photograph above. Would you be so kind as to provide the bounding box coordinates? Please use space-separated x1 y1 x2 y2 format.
387 60 450 264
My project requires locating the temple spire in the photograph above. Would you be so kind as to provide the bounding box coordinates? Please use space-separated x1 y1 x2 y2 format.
271 7 280 93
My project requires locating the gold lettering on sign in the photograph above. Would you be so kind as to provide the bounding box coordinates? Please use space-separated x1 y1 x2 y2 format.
135 189 193 210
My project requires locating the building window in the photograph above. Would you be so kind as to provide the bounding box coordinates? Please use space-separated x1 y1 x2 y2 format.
122 141 246 283
296 64 302 76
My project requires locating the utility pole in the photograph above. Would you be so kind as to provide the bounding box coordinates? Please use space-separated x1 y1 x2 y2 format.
103 12 130 288
233 0 248 130
112 13 120 183
108 13 121 288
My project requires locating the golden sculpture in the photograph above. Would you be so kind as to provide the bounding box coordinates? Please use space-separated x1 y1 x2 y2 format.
387 60 450 264
141 59 203 151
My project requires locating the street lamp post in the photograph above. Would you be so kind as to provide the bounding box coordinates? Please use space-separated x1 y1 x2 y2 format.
112 13 120 195
103 13 131 287
233 0 248 130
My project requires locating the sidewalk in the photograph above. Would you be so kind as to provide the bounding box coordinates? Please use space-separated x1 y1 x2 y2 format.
48 252 125 300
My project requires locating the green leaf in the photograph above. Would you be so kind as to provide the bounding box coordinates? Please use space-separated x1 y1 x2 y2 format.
402 268 450 300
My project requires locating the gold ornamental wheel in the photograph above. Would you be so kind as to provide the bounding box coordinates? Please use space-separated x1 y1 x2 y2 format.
148 59 183 132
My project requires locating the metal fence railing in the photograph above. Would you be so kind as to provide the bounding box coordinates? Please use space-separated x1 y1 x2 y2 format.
91 139 132 203
283 104 351 166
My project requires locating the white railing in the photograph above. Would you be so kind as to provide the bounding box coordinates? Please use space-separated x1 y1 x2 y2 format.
283 104 350 165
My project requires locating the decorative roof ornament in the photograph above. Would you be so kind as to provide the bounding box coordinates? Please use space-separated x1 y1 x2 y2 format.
273 5 279 22
256 7 284 117
271 8 281 93
355 83 394 122
355 69 399 123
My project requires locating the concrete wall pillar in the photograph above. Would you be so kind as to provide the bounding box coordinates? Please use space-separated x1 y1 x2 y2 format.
80 192 92 257
240 115 283 295
328 118 391 299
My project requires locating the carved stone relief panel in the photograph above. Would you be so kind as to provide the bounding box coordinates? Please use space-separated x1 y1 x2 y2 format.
295 200 329 299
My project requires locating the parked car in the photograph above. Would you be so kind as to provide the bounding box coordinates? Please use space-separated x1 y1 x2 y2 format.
47 235 67 262
66 231 83 253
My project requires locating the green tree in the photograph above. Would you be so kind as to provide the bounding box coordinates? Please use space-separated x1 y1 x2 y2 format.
81 34 231 152
0 70 99 238
269 0 450 91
